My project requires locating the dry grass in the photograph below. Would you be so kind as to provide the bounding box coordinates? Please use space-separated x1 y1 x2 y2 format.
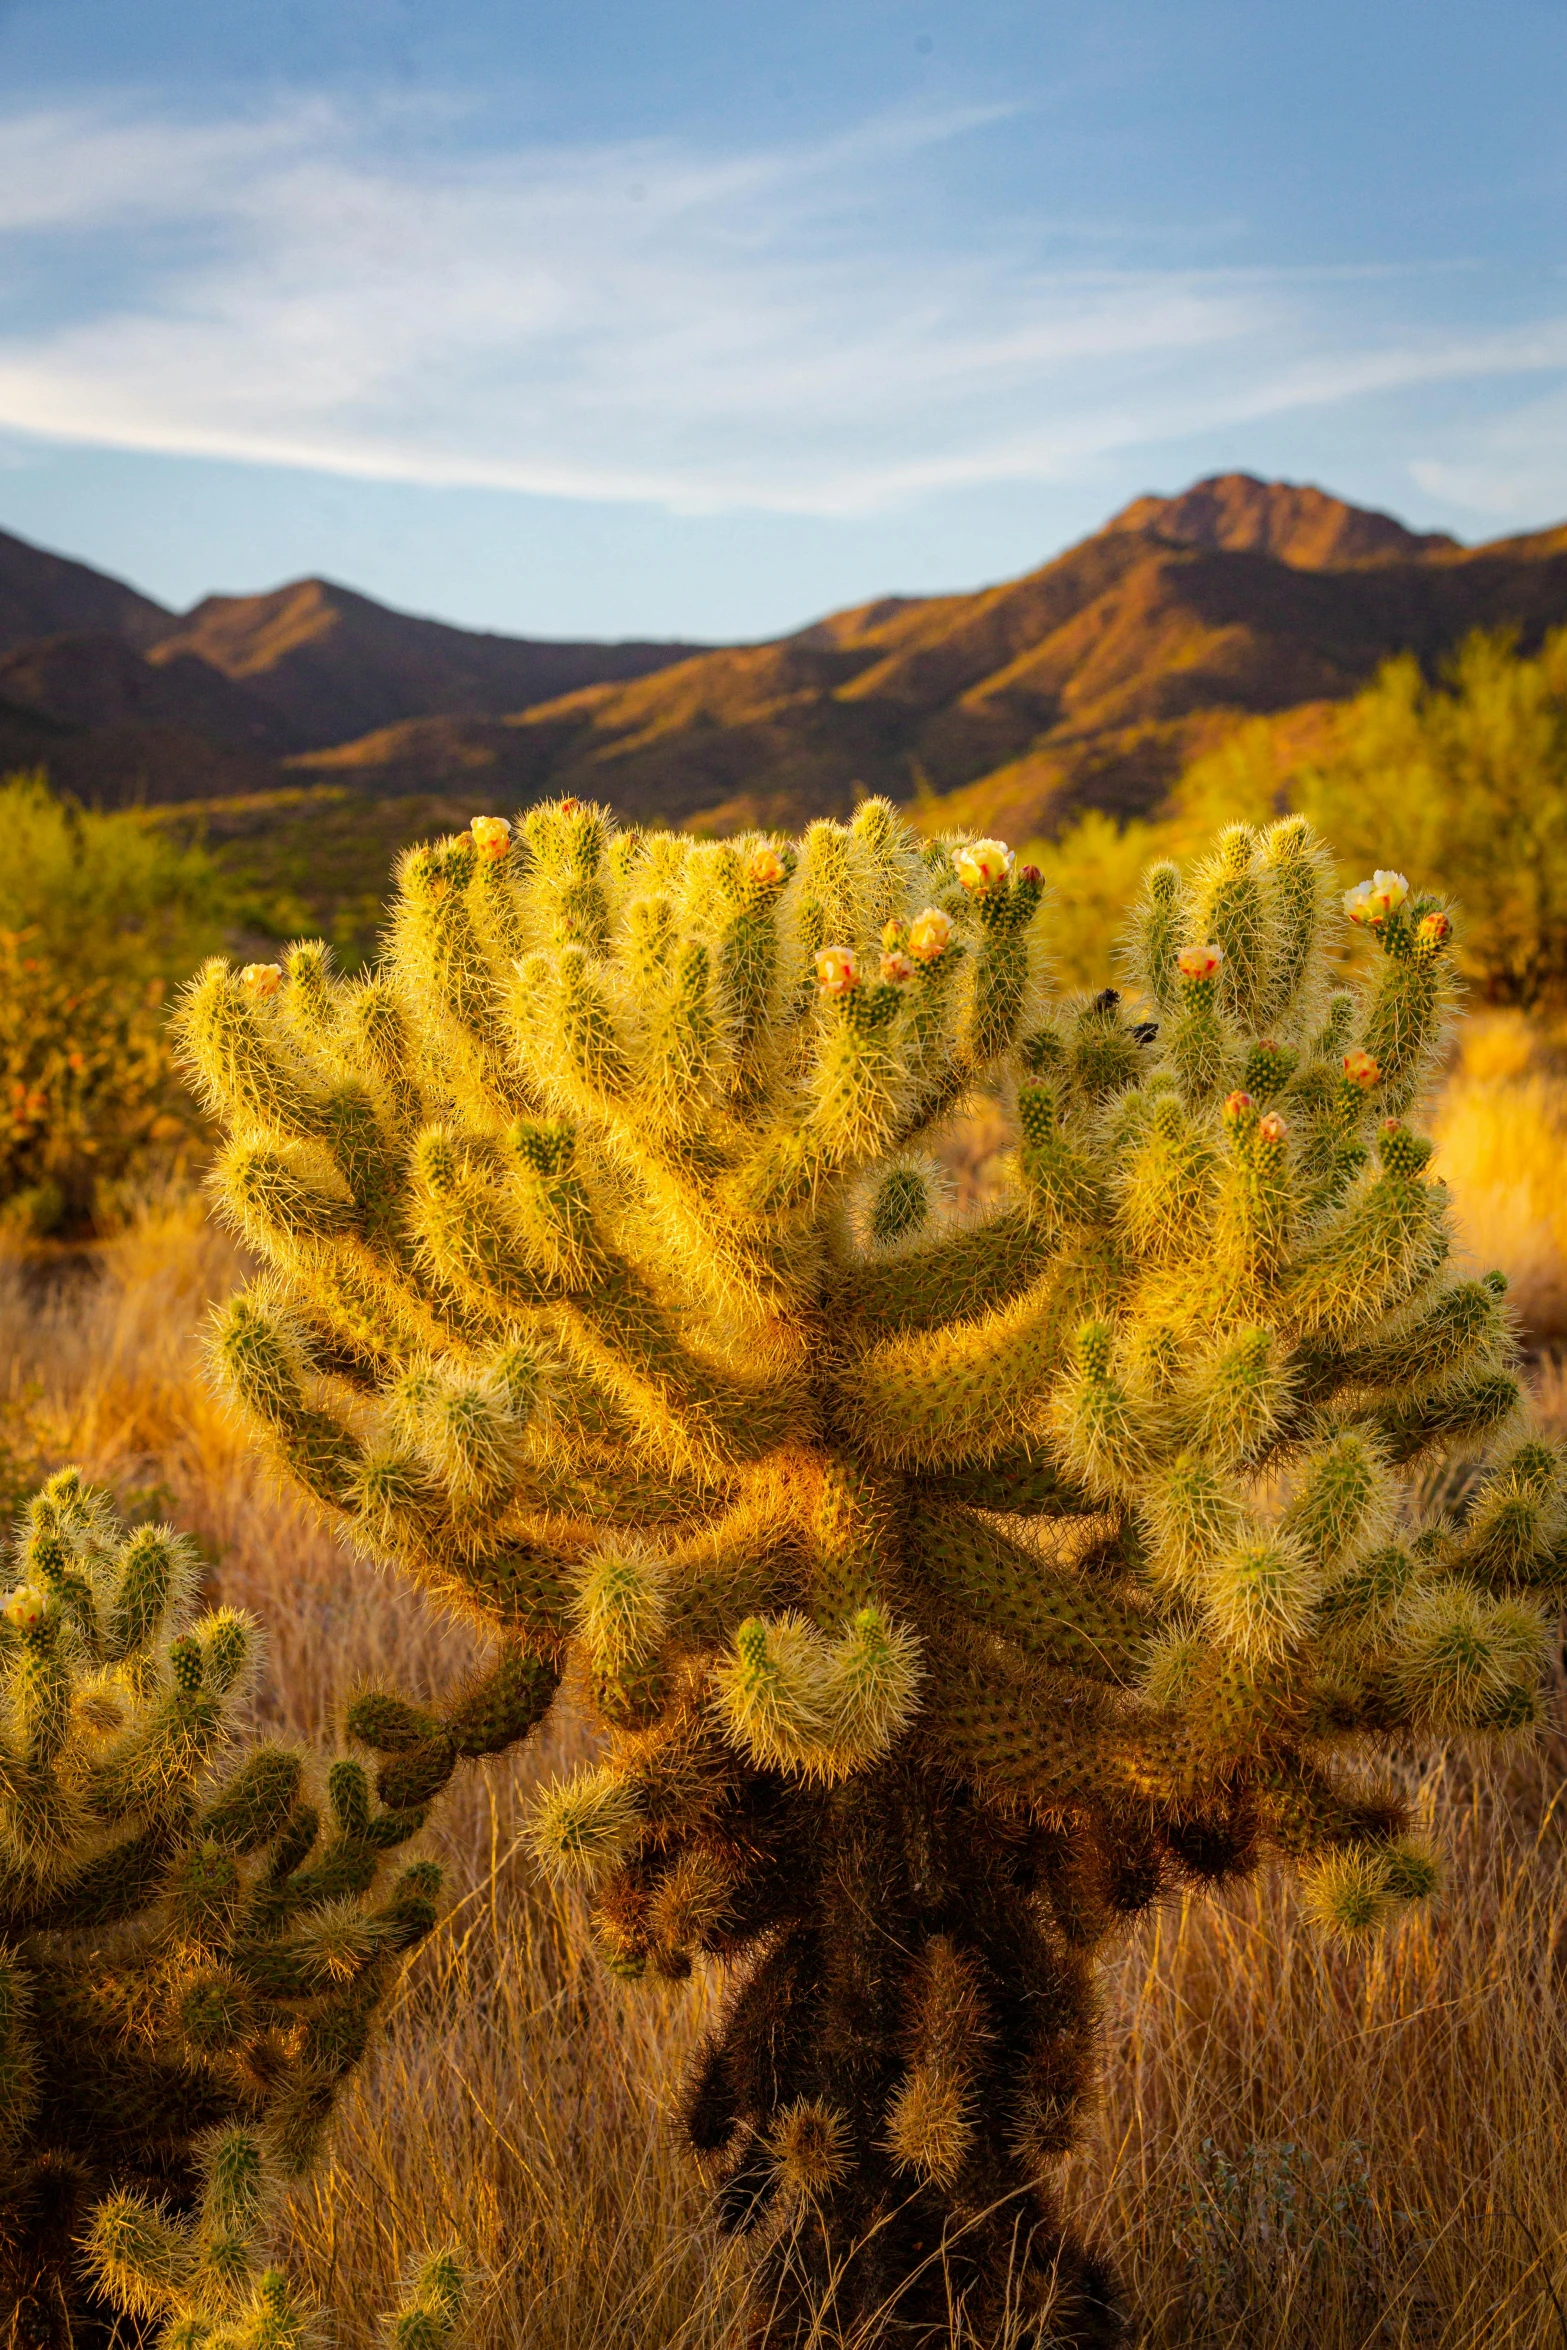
4 1186 1567 2348
1429 1012 1567 1340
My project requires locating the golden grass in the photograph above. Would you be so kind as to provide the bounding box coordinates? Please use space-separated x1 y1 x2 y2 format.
1430 1015 1567 1340
4 1191 1567 2348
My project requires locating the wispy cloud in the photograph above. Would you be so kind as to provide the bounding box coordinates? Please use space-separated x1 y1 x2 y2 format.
0 96 1563 516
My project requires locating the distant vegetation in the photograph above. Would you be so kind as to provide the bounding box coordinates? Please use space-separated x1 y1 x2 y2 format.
0 772 228 1234
1032 627 1567 1007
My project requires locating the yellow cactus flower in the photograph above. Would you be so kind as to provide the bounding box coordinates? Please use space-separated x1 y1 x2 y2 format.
1177 942 1223 982
815 945 860 996
1342 1047 1381 1090
952 838 1013 894
1258 1110 1288 1145
470 815 513 860
2 1584 48 1631
1344 870 1410 926
240 964 283 1000
749 844 787 888
906 907 952 963
879 950 915 985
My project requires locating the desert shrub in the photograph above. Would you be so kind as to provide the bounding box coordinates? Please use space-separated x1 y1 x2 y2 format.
0 774 230 1235
173 798 1564 2347
1037 628 1567 1011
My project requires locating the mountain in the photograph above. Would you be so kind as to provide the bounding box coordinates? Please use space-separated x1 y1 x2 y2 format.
144 577 708 753
288 476 1567 841
0 633 286 750
0 529 709 804
7 474 1567 885
1105 475 1457 568
0 525 173 657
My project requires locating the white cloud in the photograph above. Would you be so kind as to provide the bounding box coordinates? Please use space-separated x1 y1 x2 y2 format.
0 96 1564 516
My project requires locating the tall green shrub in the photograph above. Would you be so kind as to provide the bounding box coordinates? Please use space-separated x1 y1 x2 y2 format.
177 799 1561 2346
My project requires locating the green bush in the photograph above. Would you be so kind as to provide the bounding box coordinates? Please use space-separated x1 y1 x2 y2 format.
1030 628 1567 1009
0 774 230 1234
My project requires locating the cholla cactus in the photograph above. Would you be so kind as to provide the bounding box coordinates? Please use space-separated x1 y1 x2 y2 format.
88 2124 466 2350
177 801 1561 2347
0 1470 439 2346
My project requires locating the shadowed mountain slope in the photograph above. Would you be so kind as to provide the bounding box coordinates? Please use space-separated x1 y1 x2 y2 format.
146 577 709 752
0 533 711 804
290 477 1567 840
0 526 174 658
0 633 287 751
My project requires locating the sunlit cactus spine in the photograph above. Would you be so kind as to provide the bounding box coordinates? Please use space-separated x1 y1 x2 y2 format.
0 1470 440 2347
178 802 1562 2347
88 2121 468 2349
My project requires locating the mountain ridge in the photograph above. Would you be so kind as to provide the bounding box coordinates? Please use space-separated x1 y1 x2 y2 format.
0 527 711 779
285 476 1567 841
3 475 1565 866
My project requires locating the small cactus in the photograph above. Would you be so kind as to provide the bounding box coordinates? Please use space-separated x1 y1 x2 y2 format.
176 801 1562 2347
87 2124 468 2349
0 1470 440 2344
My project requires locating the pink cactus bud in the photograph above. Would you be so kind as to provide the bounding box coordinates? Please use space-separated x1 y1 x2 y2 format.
1018 863 1042 885
1224 1091 1255 1119
815 945 860 996
952 838 1013 894
240 963 283 1000
471 815 513 860
906 908 952 963
559 797 580 816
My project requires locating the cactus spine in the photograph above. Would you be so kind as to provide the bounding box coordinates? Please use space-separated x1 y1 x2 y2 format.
179 806 1561 2347
0 1471 439 2345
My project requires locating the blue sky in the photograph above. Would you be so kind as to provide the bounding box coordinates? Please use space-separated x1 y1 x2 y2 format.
0 0 1563 639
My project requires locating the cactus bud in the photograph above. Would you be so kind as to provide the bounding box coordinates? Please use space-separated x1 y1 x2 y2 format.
815 946 860 996
470 815 512 859
952 838 1013 895
2 1585 49 1633
906 906 952 962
